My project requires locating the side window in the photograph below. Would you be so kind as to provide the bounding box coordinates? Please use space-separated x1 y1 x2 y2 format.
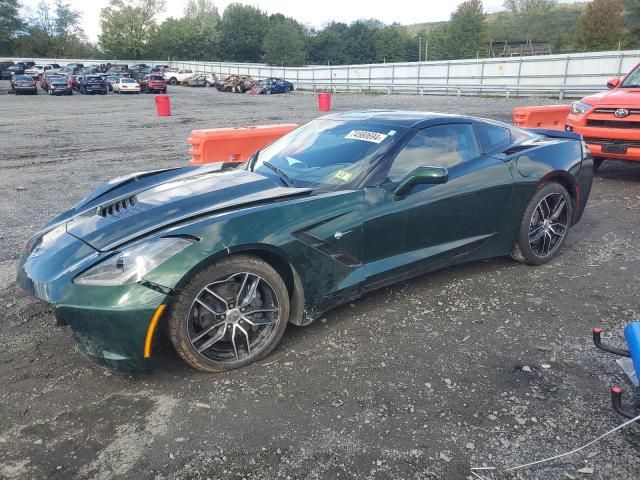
388 124 481 182
475 123 511 153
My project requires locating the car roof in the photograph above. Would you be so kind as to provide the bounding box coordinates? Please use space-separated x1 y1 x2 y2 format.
322 110 478 129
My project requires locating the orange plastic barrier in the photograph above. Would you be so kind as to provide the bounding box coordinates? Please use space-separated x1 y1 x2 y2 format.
188 124 299 166
513 105 571 130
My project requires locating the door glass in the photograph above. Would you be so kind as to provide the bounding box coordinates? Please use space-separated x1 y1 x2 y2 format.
388 124 481 182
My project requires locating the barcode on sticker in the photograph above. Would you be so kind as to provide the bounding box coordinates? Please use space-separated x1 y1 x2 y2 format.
345 130 388 143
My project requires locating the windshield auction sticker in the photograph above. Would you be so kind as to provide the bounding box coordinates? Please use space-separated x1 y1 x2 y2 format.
345 130 388 144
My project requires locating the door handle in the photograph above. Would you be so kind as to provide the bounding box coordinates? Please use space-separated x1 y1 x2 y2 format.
334 230 352 240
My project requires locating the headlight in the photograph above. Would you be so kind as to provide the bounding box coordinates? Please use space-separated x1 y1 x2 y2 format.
571 101 592 115
74 237 195 286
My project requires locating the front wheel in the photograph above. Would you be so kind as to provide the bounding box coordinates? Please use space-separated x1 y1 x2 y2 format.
167 255 290 373
512 183 572 265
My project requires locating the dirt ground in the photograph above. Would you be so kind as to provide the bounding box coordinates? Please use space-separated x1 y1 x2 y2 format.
1 84 639 480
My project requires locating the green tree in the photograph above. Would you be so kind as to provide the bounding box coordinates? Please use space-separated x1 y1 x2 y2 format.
262 17 306 66
14 1 93 57
307 22 349 64
99 0 165 59
503 0 556 14
426 23 452 60
447 0 486 59
0 0 23 54
147 18 204 60
624 0 640 45
575 0 626 50
344 20 379 64
218 3 269 62
373 24 409 62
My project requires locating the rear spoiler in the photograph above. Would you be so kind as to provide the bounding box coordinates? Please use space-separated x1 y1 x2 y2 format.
529 128 581 141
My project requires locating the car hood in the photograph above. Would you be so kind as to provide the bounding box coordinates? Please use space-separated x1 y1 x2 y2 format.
63 165 311 251
582 88 640 107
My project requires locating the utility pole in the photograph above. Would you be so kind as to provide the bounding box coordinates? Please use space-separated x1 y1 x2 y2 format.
419 36 422 62
425 40 428 62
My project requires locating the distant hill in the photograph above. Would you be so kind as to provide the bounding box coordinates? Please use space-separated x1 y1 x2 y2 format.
406 1 588 54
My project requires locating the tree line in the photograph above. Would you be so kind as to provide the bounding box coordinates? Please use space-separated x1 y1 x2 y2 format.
1 0 639 65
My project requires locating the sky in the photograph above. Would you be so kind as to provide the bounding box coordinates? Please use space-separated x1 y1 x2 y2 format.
20 0 508 42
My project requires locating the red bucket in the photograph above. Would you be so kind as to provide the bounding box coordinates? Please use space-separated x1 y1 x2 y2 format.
318 93 331 112
154 95 171 116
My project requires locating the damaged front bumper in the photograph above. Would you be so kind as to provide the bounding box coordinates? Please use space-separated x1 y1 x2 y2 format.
17 227 167 373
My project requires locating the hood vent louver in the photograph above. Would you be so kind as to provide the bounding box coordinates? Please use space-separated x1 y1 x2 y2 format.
97 196 137 218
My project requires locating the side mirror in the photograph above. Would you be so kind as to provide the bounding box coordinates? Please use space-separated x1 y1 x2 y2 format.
393 166 448 197
607 77 620 89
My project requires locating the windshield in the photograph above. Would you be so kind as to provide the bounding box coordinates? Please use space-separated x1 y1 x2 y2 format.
252 119 406 190
622 65 640 87
122 78 136 83
51 78 67 84
15 75 31 82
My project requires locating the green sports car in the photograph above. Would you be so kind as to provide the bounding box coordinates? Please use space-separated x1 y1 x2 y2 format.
17 111 594 373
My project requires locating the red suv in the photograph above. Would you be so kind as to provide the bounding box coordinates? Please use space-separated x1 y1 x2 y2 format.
140 74 167 94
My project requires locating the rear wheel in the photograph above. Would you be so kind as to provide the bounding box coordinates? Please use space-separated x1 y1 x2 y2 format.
168 255 290 373
512 182 572 265
169 77 177 85
593 157 604 172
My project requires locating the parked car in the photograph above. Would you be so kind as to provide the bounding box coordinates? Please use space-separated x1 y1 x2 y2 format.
0 64 26 80
130 63 149 71
71 75 84 90
256 78 295 94
25 64 59 78
79 75 108 95
0 60 14 76
164 68 195 85
131 67 151 82
47 76 73 96
153 64 169 72
182 73 217 87
16 60 35 68
16 111 594 373
65 63 84 69
140 74 167 93
10 75 37 95
112 77 140 94
565 62 640 169
107 64 129 75
40 73 65 91
104 75 120 92
58 66 80 76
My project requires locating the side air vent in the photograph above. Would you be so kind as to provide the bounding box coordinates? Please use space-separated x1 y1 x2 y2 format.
97 196 137 218
502 145 534 156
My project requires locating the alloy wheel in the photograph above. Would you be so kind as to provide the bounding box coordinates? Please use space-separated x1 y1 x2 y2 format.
528 192 569 257
186 272 280 363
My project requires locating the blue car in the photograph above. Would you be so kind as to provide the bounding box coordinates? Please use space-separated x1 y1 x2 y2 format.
258 78 294 94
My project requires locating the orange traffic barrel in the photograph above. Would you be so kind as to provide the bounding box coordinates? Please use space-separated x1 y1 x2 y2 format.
513 104 570 130
318 93 331 112
155 95 171 116
188 124 298 166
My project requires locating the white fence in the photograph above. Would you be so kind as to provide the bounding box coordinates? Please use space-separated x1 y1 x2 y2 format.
7 50 640 98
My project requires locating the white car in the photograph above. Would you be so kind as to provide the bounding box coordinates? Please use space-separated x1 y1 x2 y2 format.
24 64 59 78
113 77 140 94
164 68 197 85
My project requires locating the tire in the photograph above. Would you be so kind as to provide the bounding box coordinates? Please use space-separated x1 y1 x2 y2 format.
593 157 604 172
512 182 573 266
204 81 211 88
162 88 167 94
167 255 290 373
169 77 177 85
284 87 290 93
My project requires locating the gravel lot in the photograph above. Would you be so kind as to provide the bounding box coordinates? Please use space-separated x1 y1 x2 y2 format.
1 83 639 480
